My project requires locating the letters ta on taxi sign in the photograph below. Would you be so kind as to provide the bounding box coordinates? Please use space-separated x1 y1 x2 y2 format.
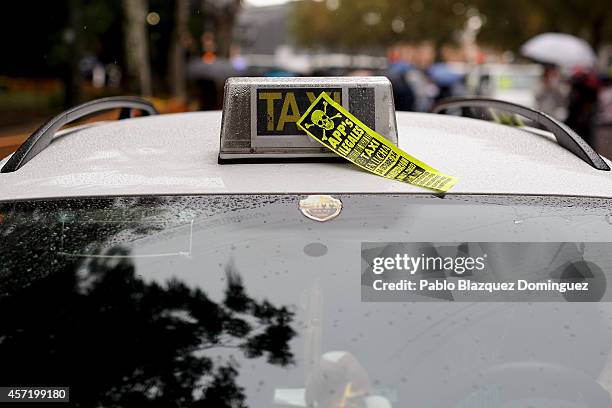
256 88 342 136
218 77 398 162
299 195 343 222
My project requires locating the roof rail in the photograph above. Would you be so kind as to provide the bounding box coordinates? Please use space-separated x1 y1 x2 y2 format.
1 96 158 173
432 97 609 171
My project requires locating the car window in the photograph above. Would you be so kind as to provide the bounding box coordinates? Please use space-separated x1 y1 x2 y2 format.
2 194 612 407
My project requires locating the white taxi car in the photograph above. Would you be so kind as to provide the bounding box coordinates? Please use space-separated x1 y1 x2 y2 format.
1 77 612 407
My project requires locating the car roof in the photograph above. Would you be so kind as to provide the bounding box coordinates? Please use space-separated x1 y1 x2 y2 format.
1 110 611 201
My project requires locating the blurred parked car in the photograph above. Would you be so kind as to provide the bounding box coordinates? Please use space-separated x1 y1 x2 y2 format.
470 63 543 108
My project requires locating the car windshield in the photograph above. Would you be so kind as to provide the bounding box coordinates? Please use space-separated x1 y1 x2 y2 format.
2 193 612 407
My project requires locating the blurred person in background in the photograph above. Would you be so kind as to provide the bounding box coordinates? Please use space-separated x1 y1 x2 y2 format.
597 73 612 159
386 61 416 111
427 62 466 103
566 68 600 147
598 74 612 125
536 65 567 120
408 70 439 113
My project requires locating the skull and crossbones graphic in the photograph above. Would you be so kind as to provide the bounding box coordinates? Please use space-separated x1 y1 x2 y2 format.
304 101 342 139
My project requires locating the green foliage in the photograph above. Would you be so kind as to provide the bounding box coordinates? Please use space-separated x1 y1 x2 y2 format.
470 0 612 50
290 0 612 52
290 0 468 51
0 0 124 77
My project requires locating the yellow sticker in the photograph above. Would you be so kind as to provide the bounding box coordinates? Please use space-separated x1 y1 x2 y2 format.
296 92 458 192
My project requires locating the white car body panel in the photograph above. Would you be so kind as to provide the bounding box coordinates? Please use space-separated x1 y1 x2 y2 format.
1 111 611 201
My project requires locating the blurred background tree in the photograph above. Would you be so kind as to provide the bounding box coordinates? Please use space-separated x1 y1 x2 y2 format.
0 0 123 107
169 0 190 103
1 0 612 140
123 0 153 96
291 0 468 55
290 0 612 55
203 0 242 58
474 0 612 51
0 0 244 104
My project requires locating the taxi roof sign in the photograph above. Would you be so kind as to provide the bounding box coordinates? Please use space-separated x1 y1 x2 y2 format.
218 77 398 162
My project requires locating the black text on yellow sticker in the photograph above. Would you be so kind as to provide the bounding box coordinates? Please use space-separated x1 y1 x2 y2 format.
296 92 458 192
256 88 341 135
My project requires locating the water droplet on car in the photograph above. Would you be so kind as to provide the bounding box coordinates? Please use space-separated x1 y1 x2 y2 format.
303 242 328 257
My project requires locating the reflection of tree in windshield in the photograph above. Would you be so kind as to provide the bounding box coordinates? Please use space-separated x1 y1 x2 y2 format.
0 198 296 407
